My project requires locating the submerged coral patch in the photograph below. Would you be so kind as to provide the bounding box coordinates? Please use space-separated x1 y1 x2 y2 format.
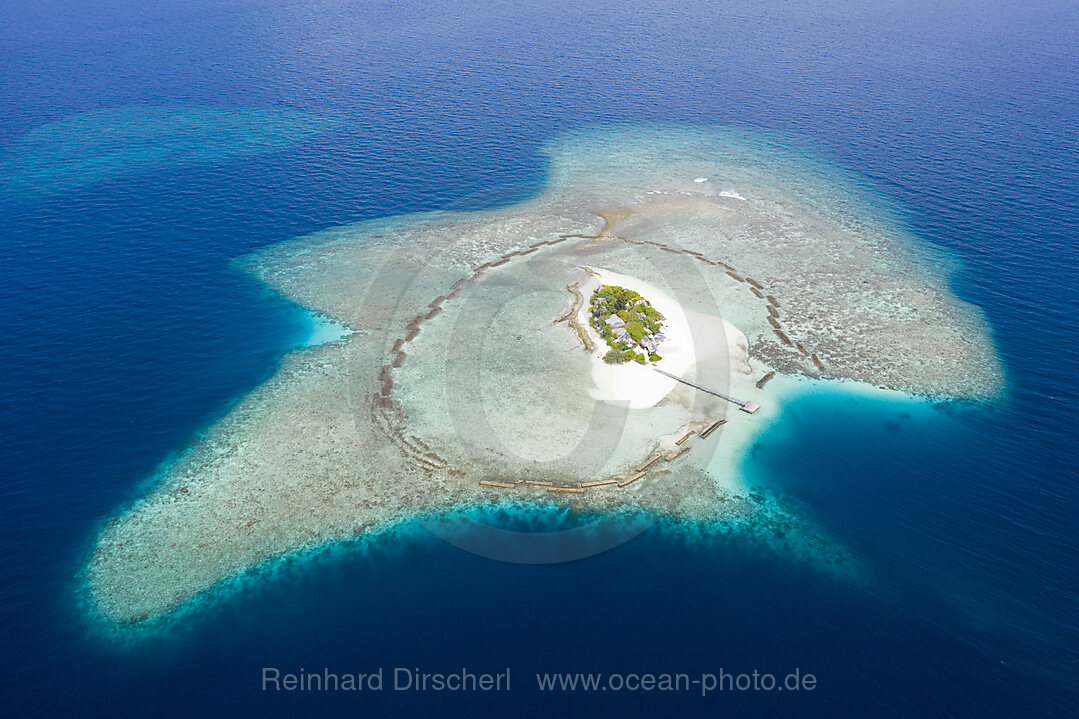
0 106 343 196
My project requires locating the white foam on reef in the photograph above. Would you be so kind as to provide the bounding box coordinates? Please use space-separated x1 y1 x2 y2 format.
0 106 343 197
85 124 1004 625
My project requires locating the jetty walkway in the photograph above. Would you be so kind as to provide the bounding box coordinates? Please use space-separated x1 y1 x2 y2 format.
652 368 761 414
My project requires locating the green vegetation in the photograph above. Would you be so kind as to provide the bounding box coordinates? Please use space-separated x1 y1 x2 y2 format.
603 348 648 365
589 284 666 365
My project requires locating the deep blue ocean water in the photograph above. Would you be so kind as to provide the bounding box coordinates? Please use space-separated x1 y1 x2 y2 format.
1 1 1077 716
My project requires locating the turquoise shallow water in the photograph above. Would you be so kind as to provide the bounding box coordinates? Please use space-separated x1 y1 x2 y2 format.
1 0 1077 716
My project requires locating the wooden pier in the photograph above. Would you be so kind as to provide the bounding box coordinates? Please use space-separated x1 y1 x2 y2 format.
653 369 761 414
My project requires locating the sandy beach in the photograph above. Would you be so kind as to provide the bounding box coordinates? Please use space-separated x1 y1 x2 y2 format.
578 266 752 409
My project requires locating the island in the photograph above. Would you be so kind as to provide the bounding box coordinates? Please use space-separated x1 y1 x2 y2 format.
589 284 666 364
84 125 1004 625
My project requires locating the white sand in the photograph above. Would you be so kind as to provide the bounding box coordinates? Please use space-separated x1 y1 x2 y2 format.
579 267 751 409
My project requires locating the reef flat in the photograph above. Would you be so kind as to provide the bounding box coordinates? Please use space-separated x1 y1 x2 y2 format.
86 126 1003 624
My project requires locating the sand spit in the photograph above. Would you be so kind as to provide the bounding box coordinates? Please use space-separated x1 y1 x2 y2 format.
86 126 1003 624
